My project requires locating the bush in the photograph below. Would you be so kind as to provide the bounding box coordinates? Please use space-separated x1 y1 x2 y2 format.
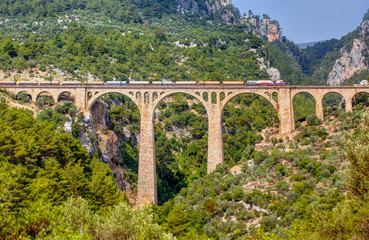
306 114 317 126
16 92 31 102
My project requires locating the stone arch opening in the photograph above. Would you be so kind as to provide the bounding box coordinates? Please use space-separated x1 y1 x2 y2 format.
153 92 208 204
272 92 278 102
15 91 32 103
144 92 149 103
292 92 316 124
57 91 75 103
87 91 92 101
220 92 225 101
322 92 346 118
222 93 279 166
89 92 141 190
203 92 208 102
36 91 55 108
353 92 369 111
211 92 217 104
136 92 141 100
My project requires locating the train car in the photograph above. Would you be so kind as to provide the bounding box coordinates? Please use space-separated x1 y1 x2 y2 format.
18 81 39 86
88 81 105 86
130 81 150 85
274 80 286 86
175 81 197 85
223 81 245 86
61 81 83 86
39 81 60 86
152 81 173 85
106 81 127 85
198 81 220 85
247 80 285 86
0 81 16 86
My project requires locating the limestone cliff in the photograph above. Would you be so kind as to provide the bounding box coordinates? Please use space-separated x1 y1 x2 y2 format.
77 98 138 195
176 0 236 24
327 20 369 86
362 20 369 39
327 39 368 86
241 15 282 42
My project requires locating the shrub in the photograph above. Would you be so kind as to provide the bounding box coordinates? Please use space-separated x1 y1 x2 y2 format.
306 114 317 126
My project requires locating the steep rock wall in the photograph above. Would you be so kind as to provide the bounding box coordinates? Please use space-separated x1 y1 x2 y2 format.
241 16 282 42
77 99 137 195
327 39 368 86
177 0 235 24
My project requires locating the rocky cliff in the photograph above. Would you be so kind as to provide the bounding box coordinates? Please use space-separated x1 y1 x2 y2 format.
77 98 139 196
177 0 236 24
241 15 282 42
327 20 369 86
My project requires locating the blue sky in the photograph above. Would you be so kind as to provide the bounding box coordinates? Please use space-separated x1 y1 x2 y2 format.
232 0 369 43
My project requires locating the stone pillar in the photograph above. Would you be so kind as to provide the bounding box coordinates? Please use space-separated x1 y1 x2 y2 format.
75 88 87 110
346 96 353 112
207 103 224 173
278 88 295 134
316 98 324 121
137 104 157 205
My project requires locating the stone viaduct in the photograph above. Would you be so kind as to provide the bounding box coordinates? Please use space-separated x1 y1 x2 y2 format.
1 84 368 205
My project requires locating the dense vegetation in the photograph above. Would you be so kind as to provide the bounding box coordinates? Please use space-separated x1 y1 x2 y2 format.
2 1 369 239
155 108 369 239
0 102 175 239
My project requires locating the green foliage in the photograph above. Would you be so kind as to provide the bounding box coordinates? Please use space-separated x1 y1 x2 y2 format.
293 93 316 122
16 91 31 102
344 113 369 200
363 9 369 21
35 95 55 107
0 103 140 238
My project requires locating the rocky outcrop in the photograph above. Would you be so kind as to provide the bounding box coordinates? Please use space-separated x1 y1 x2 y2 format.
76 98 139 196
361 20 369 39
327 39 368 86
177 0 236 24
267 68 281 81
241 15 282 42
257 56 281 80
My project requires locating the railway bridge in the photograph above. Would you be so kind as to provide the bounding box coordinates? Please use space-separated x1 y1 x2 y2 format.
1 84 368 205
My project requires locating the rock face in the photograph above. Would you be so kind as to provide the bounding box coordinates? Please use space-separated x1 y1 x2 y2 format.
177 0 235 24
361 20 369 39
77 98 139 196
327 39 368 86
257 56 281 80
241 15 282 42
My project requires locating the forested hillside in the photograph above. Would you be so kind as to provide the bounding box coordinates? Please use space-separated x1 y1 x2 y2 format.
2 1 369 239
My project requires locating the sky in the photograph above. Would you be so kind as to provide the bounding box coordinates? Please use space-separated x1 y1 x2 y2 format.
232 0 369 43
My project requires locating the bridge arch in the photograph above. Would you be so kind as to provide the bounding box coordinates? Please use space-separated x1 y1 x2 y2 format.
36 91 56 107
292 92 317 123
57 91 75 103
15 91 32 102
322 91 346 114
352 91 369 110
88 91 139 111
221 91 277 113
152 92 209 204
153 90 210 115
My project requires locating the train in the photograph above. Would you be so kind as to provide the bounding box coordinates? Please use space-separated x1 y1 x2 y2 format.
0 80 286 86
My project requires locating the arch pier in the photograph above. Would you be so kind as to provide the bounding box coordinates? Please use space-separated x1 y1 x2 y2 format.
2 85 368 205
